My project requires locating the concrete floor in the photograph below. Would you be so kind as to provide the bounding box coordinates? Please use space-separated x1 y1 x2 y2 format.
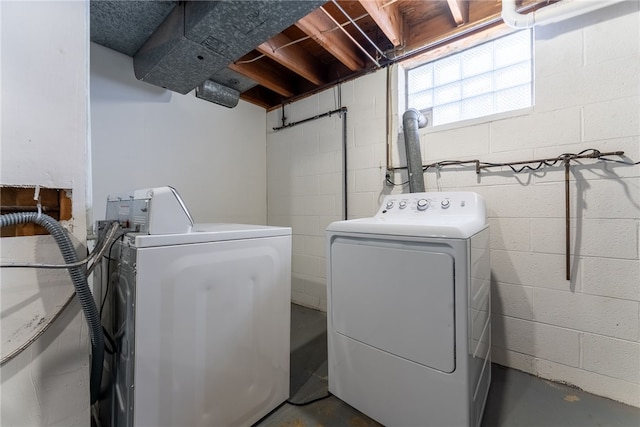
255 304 640 427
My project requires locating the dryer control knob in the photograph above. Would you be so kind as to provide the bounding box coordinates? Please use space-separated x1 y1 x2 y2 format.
386 201 394 209
399 201 407 209
441 199 450 209
417 199 429 211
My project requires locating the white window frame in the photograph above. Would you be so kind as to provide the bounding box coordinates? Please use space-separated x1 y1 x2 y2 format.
400 29 534 130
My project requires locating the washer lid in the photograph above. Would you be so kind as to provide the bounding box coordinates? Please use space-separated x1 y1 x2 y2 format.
131 223 291 247
328 191 486 239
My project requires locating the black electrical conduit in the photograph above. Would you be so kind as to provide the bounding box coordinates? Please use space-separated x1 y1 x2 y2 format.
273 106 349 220
0 213 104 404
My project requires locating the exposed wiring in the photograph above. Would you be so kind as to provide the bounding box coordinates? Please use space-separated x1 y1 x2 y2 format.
480 159 561 173
330 0 388 60
386 172 409 187
234 13 368 66
0 221 121 371
103 325 116 355
385 149 637 186
320 6 380 67
324 13 369 33
477 149 637 172
286 392 333 406
234 54 265 65
273 34 312 51
88 223 123 274
100 234 125 319
0 221 121 270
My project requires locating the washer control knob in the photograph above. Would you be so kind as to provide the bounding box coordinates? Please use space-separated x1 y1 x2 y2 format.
386 201 394 209
417 199 429 211
399 200 407 209
441 199 450 209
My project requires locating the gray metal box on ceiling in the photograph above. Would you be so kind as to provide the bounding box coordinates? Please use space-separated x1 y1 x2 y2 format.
133 2 228 95
133 0 325 96
184 0 326 61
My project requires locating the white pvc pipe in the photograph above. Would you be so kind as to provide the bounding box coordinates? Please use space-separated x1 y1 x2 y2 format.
502 0 626 28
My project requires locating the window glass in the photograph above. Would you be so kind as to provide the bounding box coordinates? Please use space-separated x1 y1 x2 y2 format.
434 82 462 105
411 90 434 110
462 73 493 98
461 43 493 78
405 30 533 127
434 55 461 86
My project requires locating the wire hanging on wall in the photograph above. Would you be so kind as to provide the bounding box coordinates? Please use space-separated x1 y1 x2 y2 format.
386 149 637 183
385 148 638 280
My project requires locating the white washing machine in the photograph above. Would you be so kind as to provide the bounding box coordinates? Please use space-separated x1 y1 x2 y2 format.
326 191 490 427
104 187 291 427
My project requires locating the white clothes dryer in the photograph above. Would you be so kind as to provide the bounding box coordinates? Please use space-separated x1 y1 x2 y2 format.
102 187 291 427
326 192 490 427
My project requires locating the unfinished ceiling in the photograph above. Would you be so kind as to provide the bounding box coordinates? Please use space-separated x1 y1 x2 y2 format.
90 0 550 110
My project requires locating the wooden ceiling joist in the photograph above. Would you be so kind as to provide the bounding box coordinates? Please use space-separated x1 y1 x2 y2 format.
93 0 557 110
229 59 295 98
295 8 365 72
257 33 326 86
358 0 403 47
446 0 469 26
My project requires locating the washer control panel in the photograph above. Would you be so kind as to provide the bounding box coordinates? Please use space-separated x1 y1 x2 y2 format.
375 192 484 221
105 186 194 235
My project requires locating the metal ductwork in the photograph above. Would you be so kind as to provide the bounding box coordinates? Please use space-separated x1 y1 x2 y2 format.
196 80 240 108
133 0 326 96
197 68 257 107
403 108 428 193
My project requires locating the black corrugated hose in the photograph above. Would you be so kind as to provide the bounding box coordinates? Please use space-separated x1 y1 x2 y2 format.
0 212 103 404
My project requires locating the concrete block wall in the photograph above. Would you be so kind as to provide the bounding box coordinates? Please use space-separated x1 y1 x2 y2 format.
266 2 639 406
266 76 389 310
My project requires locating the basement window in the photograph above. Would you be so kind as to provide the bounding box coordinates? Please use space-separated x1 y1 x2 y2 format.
403 29 533 127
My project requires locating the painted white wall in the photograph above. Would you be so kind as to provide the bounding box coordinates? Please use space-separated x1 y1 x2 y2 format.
0 1 90 425
90 43 267 226
266 78 387 310
266 1 640 407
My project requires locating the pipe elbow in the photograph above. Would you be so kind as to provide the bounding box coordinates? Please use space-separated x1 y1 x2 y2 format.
403 108 428 129
502 0 626 29
501 0 535 29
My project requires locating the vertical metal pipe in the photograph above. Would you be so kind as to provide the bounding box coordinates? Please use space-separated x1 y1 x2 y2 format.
402 108 428 193
564 158 571 281
342 108 348 220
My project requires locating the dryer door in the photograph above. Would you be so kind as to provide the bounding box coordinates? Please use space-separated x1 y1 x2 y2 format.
330 237 455 373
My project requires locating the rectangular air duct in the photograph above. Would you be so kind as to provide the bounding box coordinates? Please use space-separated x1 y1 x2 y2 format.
134 0 325 95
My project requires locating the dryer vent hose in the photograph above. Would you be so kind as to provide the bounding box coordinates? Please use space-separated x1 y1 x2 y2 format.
0 212 103 404
403 108 428 193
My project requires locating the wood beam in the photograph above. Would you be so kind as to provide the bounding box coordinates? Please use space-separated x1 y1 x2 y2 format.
358 0 403 47
229 58 295 98
405 0 503 53
295 9 365 71
256 34 326 86
240 86 280 110
446 0 469 26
